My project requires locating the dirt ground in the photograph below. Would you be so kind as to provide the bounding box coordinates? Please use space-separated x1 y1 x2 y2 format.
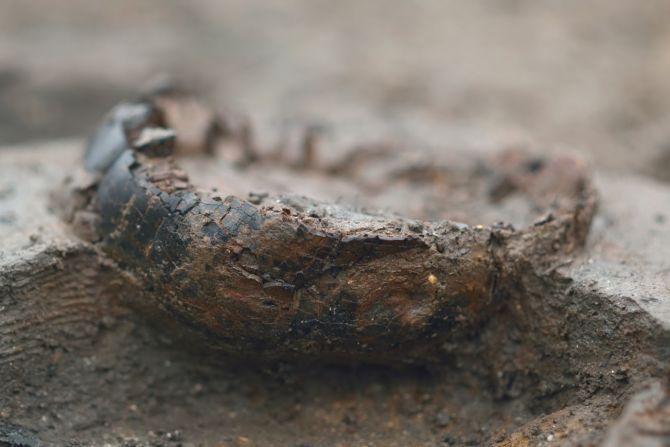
6 138 668 447
2 2 670 446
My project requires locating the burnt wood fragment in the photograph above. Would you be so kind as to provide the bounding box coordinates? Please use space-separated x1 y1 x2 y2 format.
69 95 598 364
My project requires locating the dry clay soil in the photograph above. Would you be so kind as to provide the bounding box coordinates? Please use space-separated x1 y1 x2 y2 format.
2 1 670 446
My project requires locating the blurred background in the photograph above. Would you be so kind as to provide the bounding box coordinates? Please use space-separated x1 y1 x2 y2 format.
2 0 670 179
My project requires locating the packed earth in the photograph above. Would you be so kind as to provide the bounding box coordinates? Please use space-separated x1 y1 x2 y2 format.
2 1 670 446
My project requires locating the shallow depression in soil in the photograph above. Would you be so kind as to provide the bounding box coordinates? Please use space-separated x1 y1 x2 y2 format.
178 150 540 228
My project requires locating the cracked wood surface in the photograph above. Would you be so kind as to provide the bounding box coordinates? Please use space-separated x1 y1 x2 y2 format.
60 95 597 364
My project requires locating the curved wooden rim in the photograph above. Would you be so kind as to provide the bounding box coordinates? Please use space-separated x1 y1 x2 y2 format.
75 94 598 363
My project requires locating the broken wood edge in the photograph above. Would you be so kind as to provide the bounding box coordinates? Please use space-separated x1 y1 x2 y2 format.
62 95 599 363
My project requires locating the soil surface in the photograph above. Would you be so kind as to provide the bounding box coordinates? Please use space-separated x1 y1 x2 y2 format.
2 134 670 446
2 2 670 446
